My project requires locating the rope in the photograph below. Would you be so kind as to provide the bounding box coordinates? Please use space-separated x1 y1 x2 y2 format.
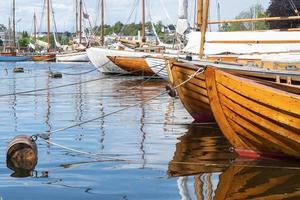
288 0 300 16
38 137 128 161
62 68 98 76
0 63 146 98
34 66 207 158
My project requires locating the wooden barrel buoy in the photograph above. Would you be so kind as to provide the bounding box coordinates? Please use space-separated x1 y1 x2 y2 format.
13 67 24 73
49 71 63 78
165 84 177 98
6 135 38 171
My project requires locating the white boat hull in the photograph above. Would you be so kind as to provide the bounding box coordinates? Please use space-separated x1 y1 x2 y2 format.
145 57 169 81
56 52 89 62
86 47 127 74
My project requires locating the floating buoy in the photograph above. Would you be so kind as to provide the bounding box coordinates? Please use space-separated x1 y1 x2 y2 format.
6 135 38 172
166 85 177 98
49 71 63 78
13 67 24 73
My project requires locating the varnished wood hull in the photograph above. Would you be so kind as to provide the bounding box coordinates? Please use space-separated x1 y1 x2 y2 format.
167 61 215 122
32 54 56 62
205 67 300 159
168 60 300 123
107 56 155 76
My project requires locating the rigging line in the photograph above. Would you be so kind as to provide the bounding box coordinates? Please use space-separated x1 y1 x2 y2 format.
0 63 144 98
33 67 204 159
36 90 169 159
61 68 98 76
38 0 47 34
288 0 300 16
119 0 139 35
36 66 203 137
38 137 129 161
158 0 173 24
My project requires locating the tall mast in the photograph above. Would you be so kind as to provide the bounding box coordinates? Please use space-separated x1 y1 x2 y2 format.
34 12 37 43
79 0 82 44
12 0 16 49
47 0 51 51
76 0 78 36
197 0 203 30
199 0 209 58
141 0 145 42
101 0 104 46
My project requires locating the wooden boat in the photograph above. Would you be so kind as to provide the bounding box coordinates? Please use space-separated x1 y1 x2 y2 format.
204 66 300 159
167 59 300 123
107 56 155 76
32 54 56 62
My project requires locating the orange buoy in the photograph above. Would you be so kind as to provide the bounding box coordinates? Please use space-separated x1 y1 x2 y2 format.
6 135 38 171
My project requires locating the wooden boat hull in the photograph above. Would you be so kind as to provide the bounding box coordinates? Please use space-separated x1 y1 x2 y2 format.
168 60 300 123
205 67 300 159
0 55 32 62
32 54 56 62
107 56 155 76
167 61 215 122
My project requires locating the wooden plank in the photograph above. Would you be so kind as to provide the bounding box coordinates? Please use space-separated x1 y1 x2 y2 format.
205 67 249 148
214 69 300 116
208 15 300 24
217 83 300 128
220 94 300 156
208 40 300 44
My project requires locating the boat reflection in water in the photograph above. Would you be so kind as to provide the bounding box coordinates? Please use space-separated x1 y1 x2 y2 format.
168 124 300 199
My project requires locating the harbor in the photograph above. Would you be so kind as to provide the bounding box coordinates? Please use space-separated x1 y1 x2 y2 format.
0 62 299 199
0 0 300 199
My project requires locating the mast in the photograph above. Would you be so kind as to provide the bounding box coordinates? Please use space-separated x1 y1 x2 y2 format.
47 0 51 51
141 0 145 42
76 0 78 36
197 0 203 30
12 0 16 49
101 0 104 46
199 0 209 58
79 0 82 44
34 12 37 43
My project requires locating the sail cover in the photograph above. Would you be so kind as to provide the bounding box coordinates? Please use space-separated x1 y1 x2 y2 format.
184 31 300 55
176 0 189 35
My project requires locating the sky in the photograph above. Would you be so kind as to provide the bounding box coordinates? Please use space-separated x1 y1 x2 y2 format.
0 0 270 33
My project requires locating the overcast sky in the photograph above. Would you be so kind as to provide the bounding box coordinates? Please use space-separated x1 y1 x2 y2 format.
0 0 270 32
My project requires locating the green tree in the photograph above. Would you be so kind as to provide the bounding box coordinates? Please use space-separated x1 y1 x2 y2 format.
220 4 269 31
267 0 300 29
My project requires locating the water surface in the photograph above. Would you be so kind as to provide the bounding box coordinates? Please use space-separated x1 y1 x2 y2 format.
0 62 299 200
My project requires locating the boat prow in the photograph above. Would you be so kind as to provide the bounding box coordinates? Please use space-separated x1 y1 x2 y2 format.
205 66 300 159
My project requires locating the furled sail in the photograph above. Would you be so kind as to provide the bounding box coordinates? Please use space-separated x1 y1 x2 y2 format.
35 39 49 49
176 0 189 35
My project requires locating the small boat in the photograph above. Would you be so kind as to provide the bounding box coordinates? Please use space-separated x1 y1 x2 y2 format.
0 55 32 62
56 51 89 62
32 54 56 62
107 56 155 76
167 60 300 123
205 66 300 159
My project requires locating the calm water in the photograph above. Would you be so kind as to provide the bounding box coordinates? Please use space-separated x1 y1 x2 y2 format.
0 62 299 200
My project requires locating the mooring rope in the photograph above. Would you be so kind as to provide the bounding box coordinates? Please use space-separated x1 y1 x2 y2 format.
0 66 147 98
34 66 207 159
